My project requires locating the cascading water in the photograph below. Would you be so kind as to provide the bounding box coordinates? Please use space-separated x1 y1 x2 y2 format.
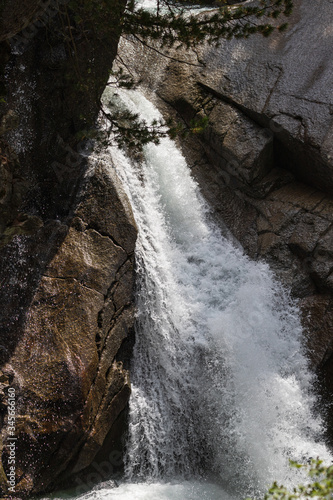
44 87 331 500
88 87 331 498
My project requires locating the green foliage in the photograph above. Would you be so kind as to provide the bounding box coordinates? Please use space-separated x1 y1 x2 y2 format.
168 115 209 138
100 98 209 151
62 0 294 148
122 0 294 48
246 459 333 500
108 68 136 90
67 0 125 41
110 0 293 147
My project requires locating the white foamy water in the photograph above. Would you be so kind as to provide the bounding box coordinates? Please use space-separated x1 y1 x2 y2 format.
44 87 331 500
42 480 233 500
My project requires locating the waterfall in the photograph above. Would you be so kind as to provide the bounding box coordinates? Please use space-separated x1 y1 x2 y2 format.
43 86 331 500
94 87 331 498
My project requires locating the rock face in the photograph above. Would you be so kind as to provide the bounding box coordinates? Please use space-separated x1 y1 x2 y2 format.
0 0 137 496
118 0 333 424
0 0 41 41
0 164 137 496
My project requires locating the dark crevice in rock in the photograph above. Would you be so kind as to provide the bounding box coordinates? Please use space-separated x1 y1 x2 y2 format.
42 273 105 296
197 81 271 130
258 229 278 236
95 254 134 356
85 223 127 253
93 304 133 387
315 223 333 240
197 81 333 196
114 331 135 372
262 66 284 113
289 94 330 107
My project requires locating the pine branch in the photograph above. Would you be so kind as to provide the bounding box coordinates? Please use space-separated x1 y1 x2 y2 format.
127 34 204 67
121 0 293 47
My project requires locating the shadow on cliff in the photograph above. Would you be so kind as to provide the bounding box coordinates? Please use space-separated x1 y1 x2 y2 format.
0 160 88 370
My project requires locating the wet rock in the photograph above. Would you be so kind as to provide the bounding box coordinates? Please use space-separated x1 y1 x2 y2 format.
0 140 33 247
0 110 19 136
0 0 41 41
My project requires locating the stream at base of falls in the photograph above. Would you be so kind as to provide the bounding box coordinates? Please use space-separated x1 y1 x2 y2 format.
43 87 331 500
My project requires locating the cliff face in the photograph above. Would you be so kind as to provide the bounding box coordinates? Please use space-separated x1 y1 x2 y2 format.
0 164 137 496
0 0 137 496
118 0 333 428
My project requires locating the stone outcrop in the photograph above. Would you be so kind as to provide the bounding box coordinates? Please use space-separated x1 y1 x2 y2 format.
0 0 137 496
0 164 136 496
118 0 333 418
